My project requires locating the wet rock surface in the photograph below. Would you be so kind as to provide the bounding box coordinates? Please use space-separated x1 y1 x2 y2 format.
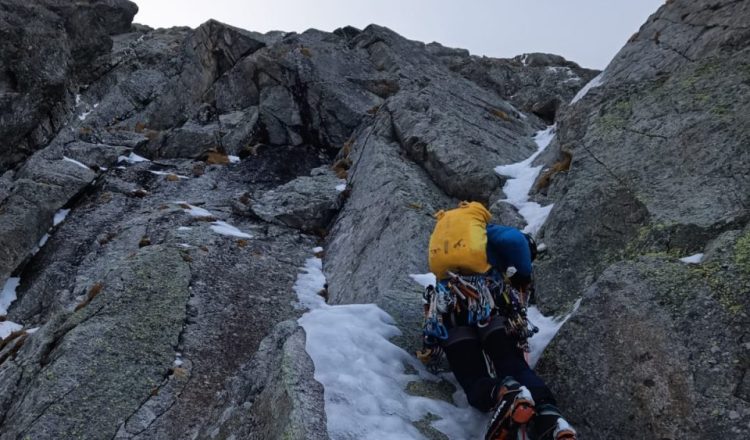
1 0 748 438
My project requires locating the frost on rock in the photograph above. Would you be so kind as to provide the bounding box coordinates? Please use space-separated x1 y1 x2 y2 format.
296 252 485 440
495 126 556 236
570 72 605 104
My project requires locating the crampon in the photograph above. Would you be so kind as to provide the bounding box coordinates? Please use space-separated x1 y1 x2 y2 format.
484 381 536 440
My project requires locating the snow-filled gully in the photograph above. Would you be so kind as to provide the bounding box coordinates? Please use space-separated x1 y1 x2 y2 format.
295 127 581 439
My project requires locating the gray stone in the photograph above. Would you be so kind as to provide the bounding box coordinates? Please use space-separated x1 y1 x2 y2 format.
199 321 328 440
249 166 343 232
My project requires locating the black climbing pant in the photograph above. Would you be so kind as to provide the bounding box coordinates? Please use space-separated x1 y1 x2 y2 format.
441 321 557 412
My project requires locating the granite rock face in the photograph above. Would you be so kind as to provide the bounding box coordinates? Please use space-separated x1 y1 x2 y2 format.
531 0 750 438
1 0 748 438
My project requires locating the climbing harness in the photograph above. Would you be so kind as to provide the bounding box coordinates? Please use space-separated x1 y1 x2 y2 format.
417 270 539 370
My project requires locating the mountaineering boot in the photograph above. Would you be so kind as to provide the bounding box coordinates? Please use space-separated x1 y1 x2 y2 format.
532 404 577 440
484 377 536 440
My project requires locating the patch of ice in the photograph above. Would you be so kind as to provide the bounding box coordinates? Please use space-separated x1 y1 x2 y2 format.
26 327 39 334
78 110 92 121
0 321 23 340
149 170 189 179
118 152 150 164
63 156 90 170
335 183 347 192
177 244 192 248
296 255 486 440
228 155 241 163
679 253 704 264
210 221 252 239
570 72 605 104
527 298 582 368
494 126 556 236
177 227 192 231
1 277 20 316
409 273 437 288
53 209 71 226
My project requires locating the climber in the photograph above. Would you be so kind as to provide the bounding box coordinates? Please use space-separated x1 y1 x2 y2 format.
419 201 576 440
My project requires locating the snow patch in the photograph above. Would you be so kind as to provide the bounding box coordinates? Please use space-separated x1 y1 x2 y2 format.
210 221 252 239
177 227 192 231
175 202 214 218
494 126 556 236
527 298 582 368
63 156 90 170
38 234 50 248
335 183 347 192
296 256 485 439
570 72 605 104
0 321 22 340
312 246 324 253
53 209 71 226
679 253 704 264
118 152 150 164
409 273 437 288
149 170 189 179
228 155 241 163
78 110 92 121
1 277 20 316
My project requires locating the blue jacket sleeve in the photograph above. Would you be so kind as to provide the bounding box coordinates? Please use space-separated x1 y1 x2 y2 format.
485 225 533 279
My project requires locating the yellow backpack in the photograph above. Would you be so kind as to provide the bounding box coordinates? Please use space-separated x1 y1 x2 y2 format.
428 201 492 279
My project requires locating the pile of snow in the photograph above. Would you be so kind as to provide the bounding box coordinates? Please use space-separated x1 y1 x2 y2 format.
228 155 241 163
494 126 556 236
297 255 485 440
570 72 605 104
335 182 347 192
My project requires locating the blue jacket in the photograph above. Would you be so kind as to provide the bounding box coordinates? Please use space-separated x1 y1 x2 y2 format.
485 225 532 280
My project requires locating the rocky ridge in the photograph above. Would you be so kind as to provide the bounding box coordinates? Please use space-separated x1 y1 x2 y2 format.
0 0 747 439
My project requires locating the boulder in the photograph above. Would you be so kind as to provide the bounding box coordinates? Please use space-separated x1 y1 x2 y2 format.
249 166 343 232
